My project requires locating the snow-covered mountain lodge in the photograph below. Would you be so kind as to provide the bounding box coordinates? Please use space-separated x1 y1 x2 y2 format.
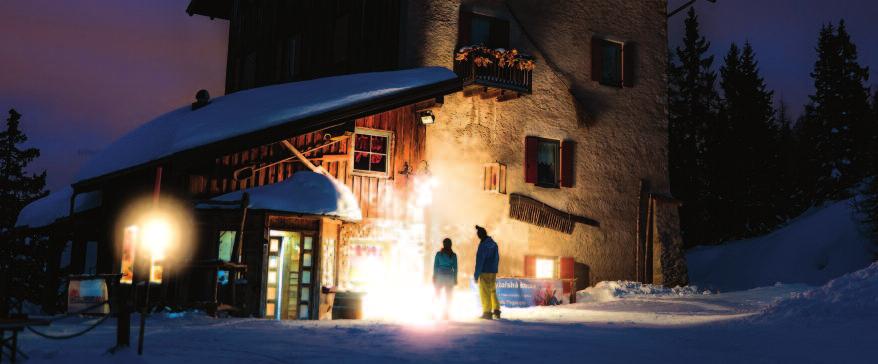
17 0 686 319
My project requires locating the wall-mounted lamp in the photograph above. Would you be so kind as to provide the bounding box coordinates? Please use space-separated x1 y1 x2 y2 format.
418 110 436 125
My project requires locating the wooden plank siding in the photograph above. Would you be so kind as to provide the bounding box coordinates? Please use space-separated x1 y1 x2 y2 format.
189 105 425 221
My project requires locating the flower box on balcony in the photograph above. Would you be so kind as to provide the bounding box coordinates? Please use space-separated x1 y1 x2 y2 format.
453 46 535 95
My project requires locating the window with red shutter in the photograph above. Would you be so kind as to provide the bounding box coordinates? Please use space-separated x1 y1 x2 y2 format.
524 136 539 184
623 42 637 87
560 257 575 296
560 140 575 188
592 36 632 87
524 255 536 278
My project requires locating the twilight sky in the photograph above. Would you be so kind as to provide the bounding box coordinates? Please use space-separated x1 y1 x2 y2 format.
1 0 876 191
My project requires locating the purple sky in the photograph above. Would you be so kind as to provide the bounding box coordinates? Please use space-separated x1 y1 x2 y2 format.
1 1 876 191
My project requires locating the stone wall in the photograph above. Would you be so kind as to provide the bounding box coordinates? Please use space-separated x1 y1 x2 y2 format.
401 0 677 286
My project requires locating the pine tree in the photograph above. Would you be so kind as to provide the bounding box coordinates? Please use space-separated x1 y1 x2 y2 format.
775 99 802 218
669 8 721 247
798 21 872 202
0 109 48 316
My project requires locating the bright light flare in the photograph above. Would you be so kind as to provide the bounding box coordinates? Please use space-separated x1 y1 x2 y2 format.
142 217 173 259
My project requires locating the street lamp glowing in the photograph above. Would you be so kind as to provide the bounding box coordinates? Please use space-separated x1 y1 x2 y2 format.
142 218 172 259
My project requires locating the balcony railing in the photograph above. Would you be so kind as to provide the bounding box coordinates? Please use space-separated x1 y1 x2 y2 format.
453 47 534 95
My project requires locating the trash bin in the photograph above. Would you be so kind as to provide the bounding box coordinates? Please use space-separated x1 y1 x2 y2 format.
331 291 364 319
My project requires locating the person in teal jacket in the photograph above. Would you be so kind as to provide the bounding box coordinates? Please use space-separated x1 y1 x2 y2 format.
433 238 458 319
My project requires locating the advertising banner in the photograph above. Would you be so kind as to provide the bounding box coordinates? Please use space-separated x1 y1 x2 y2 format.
494 278 569 308
68 278 109 314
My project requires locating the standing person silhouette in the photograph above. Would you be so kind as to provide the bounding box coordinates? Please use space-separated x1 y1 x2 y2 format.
433 238 457 320
473 226 500 319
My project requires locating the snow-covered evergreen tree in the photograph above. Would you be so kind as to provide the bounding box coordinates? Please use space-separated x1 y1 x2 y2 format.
0 108 48 316
797 21 873 202
669 8 720 247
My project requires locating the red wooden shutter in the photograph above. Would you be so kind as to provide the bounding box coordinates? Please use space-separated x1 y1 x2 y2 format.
489 18 510 49
623 42 637 87
524 136 539 184
457 10 472 47
524 255 536 278
560 257 575 294
591 38 604 82
560 140 575 187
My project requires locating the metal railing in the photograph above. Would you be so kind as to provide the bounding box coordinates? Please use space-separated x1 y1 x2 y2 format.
453 53 533 94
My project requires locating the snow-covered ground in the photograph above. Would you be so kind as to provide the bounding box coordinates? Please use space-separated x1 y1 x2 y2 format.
17 266 877 364
687 198 875 291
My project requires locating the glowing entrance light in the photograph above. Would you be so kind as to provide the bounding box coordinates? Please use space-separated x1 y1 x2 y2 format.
142 217 173 284
535 258 555 279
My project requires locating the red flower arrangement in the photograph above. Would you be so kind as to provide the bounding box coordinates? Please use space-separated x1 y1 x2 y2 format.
455 46 536 71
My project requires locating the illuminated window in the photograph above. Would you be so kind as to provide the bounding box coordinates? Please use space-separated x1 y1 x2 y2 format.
535 258 556 279
217 231 236 285
352 128 393 177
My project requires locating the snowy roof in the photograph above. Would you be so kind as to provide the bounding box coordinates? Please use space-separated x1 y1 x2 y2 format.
15 187 102 228
76 67 459 183
197 171 362 222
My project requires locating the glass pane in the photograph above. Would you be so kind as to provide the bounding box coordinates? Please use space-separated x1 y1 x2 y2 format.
602 42 622 86
267 270 277 284
270 239 279 252
303 253 312 267
266 286 276 300
218 231 236 261
269 256 278 269
471 17 491 46
354 152 371 171
266 303 275 316
302 270 311 283
370 135 386 153
298 305 309 319
537 141 559 186
355 134 371 152
217 271 229 285
304 237 313 250
300 287 310 301
370 154 386 173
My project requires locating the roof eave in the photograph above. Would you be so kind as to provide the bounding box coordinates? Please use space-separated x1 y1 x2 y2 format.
72 76 462 190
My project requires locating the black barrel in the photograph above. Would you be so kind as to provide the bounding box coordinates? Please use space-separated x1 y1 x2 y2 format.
331 291 365 319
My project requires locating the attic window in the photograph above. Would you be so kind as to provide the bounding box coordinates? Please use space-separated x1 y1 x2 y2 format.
591 38 636 87
352 128 393 177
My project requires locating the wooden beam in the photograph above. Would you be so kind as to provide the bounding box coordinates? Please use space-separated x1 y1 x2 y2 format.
280 140 331 176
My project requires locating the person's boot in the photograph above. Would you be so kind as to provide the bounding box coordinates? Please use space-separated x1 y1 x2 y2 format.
493 310 502 320
480 312 493 320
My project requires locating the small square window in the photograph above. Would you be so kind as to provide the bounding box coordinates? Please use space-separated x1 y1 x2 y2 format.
352 128 393 177
537 139 560 188
483 162 507 194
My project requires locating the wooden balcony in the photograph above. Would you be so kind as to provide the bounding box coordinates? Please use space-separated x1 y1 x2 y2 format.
453 48 534 98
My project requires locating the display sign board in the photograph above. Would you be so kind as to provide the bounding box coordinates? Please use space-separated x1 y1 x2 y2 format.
68 278 109 314
494 278 570 308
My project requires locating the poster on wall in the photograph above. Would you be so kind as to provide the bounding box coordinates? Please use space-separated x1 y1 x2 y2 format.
493 278 569 308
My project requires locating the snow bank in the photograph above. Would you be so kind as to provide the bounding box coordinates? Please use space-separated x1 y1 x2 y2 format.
197 171 362 221
15 187 102 228
687 199 875 291
757 262 878 322
76 67 458 183
576 281 707 303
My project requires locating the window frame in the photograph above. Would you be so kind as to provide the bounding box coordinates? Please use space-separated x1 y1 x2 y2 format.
592 37 636 88
350 127 394 178
458 11 510 49
600 39 624 87
535 138 561 189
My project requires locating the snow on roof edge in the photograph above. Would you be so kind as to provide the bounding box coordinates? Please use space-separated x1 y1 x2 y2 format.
75 67 459 185
15 187 103 229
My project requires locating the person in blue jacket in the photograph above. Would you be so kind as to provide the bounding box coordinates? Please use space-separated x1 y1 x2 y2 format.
433 238 458 320
474 225 500 319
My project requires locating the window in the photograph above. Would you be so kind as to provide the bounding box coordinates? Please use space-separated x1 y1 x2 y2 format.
84 241 98 275
525 137 575 188
458 11 510 49
217 231 236 285
483 163 507 194
286 35 299 79
537 139 560 187
591 38 636 87
352 128 393 177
